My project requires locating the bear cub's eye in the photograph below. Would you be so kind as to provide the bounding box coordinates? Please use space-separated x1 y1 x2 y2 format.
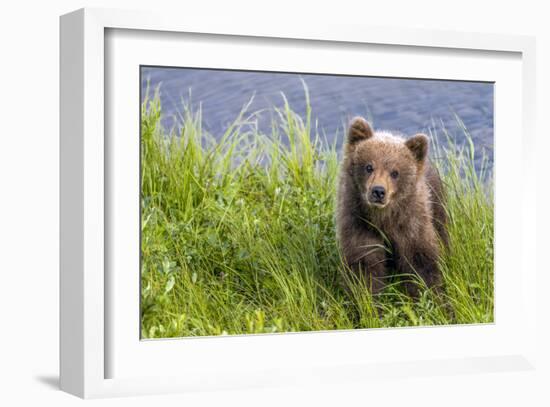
390 170 399 179
365 164 374 174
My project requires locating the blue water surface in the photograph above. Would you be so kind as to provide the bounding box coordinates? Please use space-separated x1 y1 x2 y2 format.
141 67 494 170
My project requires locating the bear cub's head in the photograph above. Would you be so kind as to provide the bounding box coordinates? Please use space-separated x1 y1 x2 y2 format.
346 116 428 209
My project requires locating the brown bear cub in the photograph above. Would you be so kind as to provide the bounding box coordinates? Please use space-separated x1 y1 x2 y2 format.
336 117 448 297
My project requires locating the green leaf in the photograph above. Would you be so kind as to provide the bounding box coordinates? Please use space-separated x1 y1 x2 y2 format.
164 275 175 294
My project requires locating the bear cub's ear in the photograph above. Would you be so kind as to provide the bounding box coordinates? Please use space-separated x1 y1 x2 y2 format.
405 134 429 163
347 116 374 144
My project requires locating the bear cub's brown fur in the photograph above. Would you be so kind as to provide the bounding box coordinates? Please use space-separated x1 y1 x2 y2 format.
336 117 448 297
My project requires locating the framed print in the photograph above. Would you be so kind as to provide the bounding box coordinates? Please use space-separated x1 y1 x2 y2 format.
60 8 537 398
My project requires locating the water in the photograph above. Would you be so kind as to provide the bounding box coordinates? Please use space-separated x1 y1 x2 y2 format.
141 67 494 170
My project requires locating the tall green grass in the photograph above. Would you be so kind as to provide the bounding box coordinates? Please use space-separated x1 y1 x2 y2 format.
140 87 494 339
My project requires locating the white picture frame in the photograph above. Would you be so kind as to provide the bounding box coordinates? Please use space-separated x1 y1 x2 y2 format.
60 7 537 399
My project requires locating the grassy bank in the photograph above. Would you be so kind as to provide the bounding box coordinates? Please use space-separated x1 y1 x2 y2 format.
140 88 494 339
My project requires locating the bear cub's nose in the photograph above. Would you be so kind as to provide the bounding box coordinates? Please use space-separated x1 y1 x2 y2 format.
371 186 386 201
